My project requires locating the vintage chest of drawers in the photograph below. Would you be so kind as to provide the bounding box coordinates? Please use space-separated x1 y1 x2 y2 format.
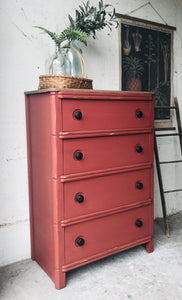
25 89 154 289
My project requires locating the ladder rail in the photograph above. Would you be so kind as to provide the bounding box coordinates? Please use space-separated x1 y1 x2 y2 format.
154 135 169 237
154 97 182 236
174 97 182 154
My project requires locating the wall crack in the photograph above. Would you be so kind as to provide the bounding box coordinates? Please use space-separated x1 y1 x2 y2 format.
0 219 29 228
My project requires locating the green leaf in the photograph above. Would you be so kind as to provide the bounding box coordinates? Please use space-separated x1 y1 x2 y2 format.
79 5 84 13
99 0 103 11
34 26 60 46
60 27 90 46
68 14 74 27
76 10 80 19
86 1 89 11
106 24 112 31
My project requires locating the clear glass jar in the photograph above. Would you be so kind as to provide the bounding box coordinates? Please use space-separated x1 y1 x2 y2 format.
50 46 71 75
48 43 83 77
66 41 82 77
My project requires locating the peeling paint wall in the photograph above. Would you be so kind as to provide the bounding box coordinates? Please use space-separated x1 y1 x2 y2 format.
0 0 182 267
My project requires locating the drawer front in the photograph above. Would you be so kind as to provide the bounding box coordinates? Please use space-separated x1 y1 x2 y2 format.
64 205 153 264
62 100 153 132
63 133 153 175
64 168 153 219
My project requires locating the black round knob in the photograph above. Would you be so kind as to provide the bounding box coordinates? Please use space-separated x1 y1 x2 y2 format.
75 151 83 160
136 182 143 189
74 111 82 120
136 110 143 118
76 237 85 246
135 145 143 153
135 219 143 228
75 194 84 203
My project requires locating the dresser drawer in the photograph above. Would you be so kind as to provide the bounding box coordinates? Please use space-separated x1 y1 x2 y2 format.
64 204 153 265
62 133 153 175
64 167 153 218
62 100 153 132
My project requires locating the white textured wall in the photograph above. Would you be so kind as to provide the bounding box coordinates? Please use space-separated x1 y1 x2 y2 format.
0 0 182 267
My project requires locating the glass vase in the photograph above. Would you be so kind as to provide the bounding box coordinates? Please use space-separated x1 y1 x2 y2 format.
50 47 71 75
66 41 82 77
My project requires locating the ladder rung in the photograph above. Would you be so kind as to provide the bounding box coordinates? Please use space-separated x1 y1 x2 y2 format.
164 188 182 194
160 160 182 164
168 216 182 223
155 133 181 137
155 106 177 109
155 127 176 131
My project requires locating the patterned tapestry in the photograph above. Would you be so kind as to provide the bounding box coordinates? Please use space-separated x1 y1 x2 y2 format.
121 23 171 120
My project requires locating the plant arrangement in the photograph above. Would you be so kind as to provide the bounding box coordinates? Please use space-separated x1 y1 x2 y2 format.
34 0 118 77
34 26 90 75
35 0 118 47
123 56 144 91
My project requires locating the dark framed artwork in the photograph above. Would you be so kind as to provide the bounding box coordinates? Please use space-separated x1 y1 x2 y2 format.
118 15 176 127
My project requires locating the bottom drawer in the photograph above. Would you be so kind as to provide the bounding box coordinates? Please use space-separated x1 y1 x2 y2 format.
64 204 153 265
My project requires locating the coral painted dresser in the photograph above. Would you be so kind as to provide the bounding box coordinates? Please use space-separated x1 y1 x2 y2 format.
25 89 154 289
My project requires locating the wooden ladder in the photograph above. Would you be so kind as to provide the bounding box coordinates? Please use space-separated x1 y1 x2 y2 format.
154 97 182 237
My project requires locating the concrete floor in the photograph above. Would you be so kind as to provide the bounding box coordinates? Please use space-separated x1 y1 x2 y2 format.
0 218 182 300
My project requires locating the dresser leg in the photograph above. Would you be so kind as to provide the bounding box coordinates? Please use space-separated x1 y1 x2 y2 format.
146 238 154 253
55 270 66 289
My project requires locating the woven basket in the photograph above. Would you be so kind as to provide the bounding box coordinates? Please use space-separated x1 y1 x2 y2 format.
38 46 93 90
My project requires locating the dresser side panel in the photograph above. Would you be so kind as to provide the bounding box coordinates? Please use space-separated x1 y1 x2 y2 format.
26 93 58 280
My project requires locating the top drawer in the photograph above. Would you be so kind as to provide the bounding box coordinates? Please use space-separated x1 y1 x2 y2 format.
62 100 153 132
